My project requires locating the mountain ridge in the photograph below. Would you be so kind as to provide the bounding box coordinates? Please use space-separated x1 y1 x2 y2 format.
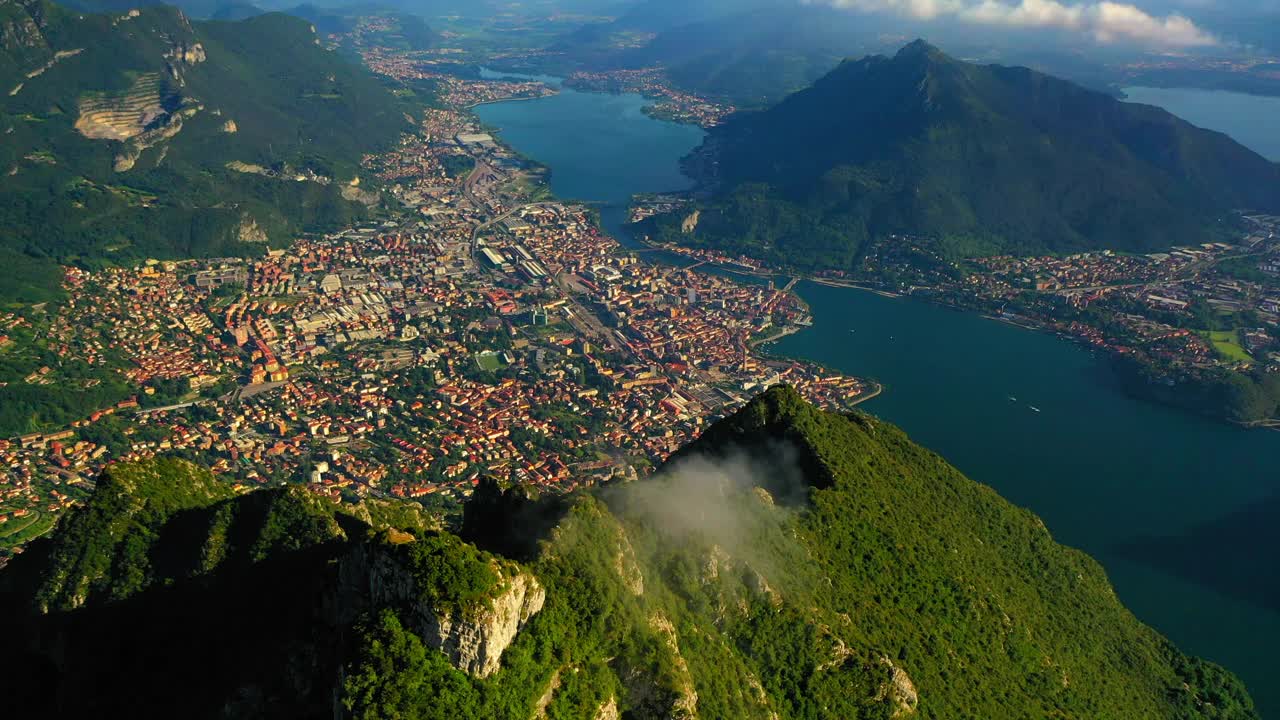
653 40 1280 269
0 387 1258 718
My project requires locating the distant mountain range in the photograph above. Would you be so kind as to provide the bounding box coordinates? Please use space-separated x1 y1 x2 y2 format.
549 0 1157 106
552 0 868 105
653 41 1280 270
51 0 439 34
0 387 1257 717
0 0 416 302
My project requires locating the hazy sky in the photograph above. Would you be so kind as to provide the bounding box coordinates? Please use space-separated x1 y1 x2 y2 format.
804 0 1270 48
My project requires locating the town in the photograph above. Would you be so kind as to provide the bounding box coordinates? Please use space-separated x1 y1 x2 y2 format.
829 215 1280 422
563 68 736 127
0 99 867 561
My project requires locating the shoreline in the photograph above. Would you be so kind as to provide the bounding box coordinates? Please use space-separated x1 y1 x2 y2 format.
810 278 903 298
628 236 774 278
464 90 559 110
749 325 801 348
479 69 719 130
850 381 883 407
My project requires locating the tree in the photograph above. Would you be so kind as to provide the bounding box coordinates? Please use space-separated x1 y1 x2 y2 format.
343 609 480 720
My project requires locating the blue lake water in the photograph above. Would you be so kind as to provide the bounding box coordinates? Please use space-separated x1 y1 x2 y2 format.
476 69 704 241
477 77 1280 716
1123 86 1280 161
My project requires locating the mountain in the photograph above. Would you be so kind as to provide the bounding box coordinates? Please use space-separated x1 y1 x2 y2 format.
0 1 414 303
551 0 867 106
48 0 440 44
53 0 249 16
617 4 877 106
552 4 1128 107
0 388 1257 718
283 3 438 51
653 41 1280 270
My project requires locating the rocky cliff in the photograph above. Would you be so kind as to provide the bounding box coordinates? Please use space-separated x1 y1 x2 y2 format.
417 571 545 678
338 534 545 678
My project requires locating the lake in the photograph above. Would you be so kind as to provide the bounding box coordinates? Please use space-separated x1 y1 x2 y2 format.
477 76 1280 716
1123 86 1280 161
475 69 704 242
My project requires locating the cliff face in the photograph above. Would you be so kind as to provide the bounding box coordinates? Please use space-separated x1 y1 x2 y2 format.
416 571 545 678
0 460 548 716
334 534 545 679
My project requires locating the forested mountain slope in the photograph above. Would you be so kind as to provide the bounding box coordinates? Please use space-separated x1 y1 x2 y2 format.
0 388 1257 718
0 0 412 302
653 41 1280 270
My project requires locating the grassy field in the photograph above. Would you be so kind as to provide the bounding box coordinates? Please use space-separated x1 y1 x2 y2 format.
1202 330 1253 363
475 351 504 371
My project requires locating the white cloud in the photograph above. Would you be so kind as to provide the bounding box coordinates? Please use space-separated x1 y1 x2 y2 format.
814 0 1220 47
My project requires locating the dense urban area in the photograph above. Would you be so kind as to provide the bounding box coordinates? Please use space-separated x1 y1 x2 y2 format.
0 67 856 559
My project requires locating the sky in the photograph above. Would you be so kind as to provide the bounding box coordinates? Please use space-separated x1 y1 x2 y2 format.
803 0 1270 48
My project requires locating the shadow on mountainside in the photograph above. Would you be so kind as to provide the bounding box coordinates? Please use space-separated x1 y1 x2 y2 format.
1116 493 1280 615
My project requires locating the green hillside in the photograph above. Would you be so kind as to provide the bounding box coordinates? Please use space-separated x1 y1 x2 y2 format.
0 388 1256 718
0 0 414 303
652 41 1280 270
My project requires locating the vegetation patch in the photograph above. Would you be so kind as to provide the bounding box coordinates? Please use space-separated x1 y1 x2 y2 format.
1202 330 1253 363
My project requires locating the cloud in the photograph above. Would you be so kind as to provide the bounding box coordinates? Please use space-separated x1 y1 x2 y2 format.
814 0 1220 47
608 443 809 580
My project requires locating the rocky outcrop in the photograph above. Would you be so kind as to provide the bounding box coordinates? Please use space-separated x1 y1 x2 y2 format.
701 544 730 584
413 570 545 678
681 209 700 234
164 40 205 66
0 0 47 52
112 103 198 171
613 525 645 596
877 657 918 717
19 47 81 85
532 667 561 719
236 215 268 243
341 183 380 206
337 539 545 678
227 160 270 175
594 697 620 720
163 40 205 85
647 612 698 719
747 568 781 607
